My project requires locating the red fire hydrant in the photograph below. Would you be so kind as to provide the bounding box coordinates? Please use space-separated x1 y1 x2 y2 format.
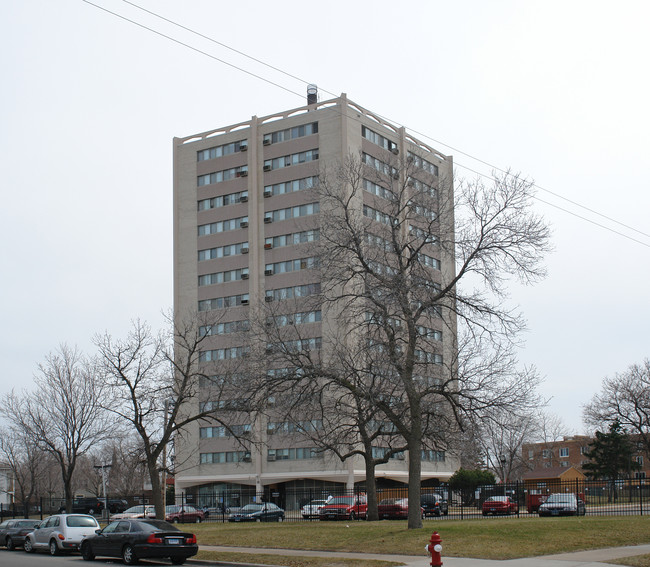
425 531 443 567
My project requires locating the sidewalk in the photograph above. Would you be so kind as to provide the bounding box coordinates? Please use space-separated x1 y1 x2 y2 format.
195 544 650 567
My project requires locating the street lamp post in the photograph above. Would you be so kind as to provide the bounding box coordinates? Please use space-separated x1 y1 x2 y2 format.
93 463 112 520
499 455 507 496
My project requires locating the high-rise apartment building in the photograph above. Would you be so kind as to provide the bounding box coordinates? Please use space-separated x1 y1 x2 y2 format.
173 92 459 507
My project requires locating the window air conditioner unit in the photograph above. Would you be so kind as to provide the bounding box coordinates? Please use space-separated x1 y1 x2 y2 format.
239 170 248 177
267 455 276 461
264 216 273 224
241 247 249 254
264 269 274 276
240 221 248 228
240 298 249 305
392 172 400 180
263 190 272 198
241 273 249 280
242 429 251 435
240 143 248 152
264 243 273 249
391 147 399 155
263 138 271 146
240 194 248 202
265 295 274 302
263 164 272 172
242 455 251 462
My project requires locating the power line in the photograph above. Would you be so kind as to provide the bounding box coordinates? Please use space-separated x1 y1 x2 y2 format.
84 0 649 247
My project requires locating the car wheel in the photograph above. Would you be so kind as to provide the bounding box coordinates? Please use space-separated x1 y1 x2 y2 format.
172 517 179 523
195 516 202 523
81 542 95 561
171 558 186 565
277 516 284 522
49 539 60 556
24 537 35 553
349 512 356 520
6 537 15 551
122 544 139 565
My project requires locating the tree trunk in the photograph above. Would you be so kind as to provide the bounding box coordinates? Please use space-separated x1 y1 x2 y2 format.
407 436 423 529
365 456 379 521
147 456 164 520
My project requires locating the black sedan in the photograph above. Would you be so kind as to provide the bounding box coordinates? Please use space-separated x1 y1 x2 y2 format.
0 519 41 550
228 503 285 522
79 519 198 565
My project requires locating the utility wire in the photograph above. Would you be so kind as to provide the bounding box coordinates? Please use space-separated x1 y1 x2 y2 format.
86 0 649 246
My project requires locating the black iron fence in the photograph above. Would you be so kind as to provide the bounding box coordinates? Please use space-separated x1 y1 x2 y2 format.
5 478 650 522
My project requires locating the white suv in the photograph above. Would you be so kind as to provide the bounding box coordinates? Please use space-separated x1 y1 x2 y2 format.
24 514 100 555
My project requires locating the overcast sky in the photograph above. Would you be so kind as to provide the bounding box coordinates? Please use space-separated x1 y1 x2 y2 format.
2 0 648 435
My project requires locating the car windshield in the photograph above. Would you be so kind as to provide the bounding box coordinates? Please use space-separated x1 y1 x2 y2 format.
66 516 99 527
165 505 181 513
546 494 574 503
379 499 398 505
240 504 263 512
328 497 355 505
486 497 508 502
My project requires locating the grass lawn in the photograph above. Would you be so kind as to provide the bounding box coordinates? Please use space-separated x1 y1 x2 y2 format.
191 516 650 564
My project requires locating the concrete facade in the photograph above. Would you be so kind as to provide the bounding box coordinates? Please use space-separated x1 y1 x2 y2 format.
172 94 459 502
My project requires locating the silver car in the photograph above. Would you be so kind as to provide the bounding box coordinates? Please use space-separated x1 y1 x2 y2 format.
24 514 100 555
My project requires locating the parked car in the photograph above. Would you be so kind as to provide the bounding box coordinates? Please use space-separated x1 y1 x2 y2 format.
79 518 198 565
228 503 285 522
110 505 157 520
421 493 449 517
378 498 424 520
165 505 205 523
107 499 129 514
24 514 100 555
319 495 367 520
58 497 105 515
0 519 41 550
482 496 519 516
538 493 586 517
301 499 329 518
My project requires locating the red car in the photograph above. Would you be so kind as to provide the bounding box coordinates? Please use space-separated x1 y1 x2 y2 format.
482 496 518 516
164 505 205 523
319 495 367 520
378 498 424 520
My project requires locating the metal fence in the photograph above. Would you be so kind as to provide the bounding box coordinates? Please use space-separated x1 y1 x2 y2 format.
4 478 649 522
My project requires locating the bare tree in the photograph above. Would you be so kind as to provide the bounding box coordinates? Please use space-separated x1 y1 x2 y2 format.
262 153 550 528
95 315 256 519
0 345 113 512
583 359 650 452
0 427 45 517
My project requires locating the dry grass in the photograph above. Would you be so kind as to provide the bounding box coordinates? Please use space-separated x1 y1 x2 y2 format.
191 516 650 561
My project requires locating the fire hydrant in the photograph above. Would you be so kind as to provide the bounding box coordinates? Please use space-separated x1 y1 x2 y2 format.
425 531 443 567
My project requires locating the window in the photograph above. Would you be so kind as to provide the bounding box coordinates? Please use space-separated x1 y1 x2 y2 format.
268 311 321 327
263 122 318 145
528 450 534 460
199 346 248 361
363 204 396 226
636 455 644 466
419 253 441 270
267 420 322 435
363 178 395 201
362 126 398 152
198 216 248 236
362 152 396 177
198 293 249 311
409 225 438 245
559 461 570 468
200 451 250 464
264 176 317 196
197 166 248 186
265 229 319 249
198 191 248 211
407 177 437 198
559 448 569 458
198 242 248 261
267 337 322 353
200 424 251 438
421 450 446 462
414 350 443 364
542 449 551 459
197 140 247 161
198 268 249 286
264 149 319 171
416 326 442 341
408 151 439 176
267 202 320 222
266 283 321 302
267 447 320 460
199 320 249 336
265 256 318 275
